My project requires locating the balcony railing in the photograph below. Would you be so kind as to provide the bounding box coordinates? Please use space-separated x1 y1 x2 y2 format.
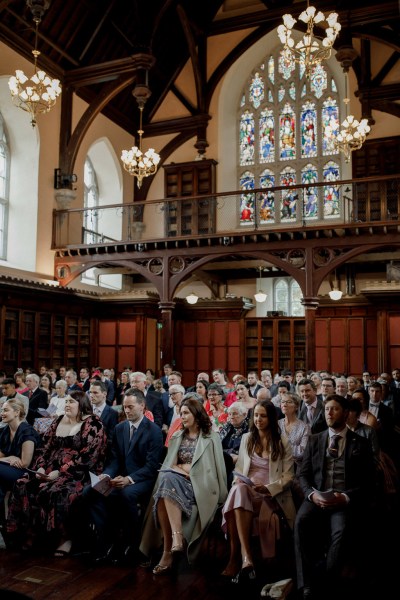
52 174 400 249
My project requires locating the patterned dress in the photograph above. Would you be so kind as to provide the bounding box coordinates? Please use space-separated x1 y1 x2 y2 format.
6 415 106 547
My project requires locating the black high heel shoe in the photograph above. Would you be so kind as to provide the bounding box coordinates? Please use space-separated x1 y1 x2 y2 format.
240 556 256 580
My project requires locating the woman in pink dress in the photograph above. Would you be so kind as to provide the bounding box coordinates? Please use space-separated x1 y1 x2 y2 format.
221 400 295 581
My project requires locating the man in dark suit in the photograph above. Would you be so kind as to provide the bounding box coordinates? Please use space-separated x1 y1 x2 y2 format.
368 380 397 463
294 394 375 599
23 373 48 424
130 371 163 428
65 369 82 393
80 367 91 392
89 380 118 451
298 378 327 434
84 389 163 562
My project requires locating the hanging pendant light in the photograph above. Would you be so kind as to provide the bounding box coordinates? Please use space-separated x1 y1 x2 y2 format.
254 266 267 303
186 292 199 305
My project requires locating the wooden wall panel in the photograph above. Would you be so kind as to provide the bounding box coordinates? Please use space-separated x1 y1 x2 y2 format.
213 322 227 346
99 321 116 345
315 319 328 371
118 347 136 371
197 347 210 370
98 346 115 368
119 321 136 345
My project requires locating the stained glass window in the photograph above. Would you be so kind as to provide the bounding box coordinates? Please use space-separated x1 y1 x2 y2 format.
301 101 317 158
239 110 255 166
310 63 327 99
322 98 339 156
280 167 297 220
268 56 274 84
238 48 343 227
259 109 275 163
301 164 318 219
0 113 9 259
280 104 296 160
239 171 255 225
260 170 275 222
323 161 340 217
250 72 264 108
278 49 295 80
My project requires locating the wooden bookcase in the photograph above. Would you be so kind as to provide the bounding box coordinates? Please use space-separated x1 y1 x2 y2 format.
1 308 92 372
163 159 217 237
245 318 306 375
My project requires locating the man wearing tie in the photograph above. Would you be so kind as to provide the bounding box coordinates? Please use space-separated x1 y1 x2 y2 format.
298 378 327 434
294 394 375 599
84 389 164 563
89 381 118 452
23 373 48 424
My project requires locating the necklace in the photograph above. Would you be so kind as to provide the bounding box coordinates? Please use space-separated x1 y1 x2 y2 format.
185 431 199 441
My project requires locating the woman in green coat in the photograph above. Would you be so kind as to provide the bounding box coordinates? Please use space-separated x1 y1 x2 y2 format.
139 397 228 572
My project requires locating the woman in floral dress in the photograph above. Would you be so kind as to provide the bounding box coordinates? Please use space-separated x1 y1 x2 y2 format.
6 390 107 555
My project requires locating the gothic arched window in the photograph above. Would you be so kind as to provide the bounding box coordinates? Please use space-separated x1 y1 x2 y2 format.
0 112 10 259
84 157 99 245
238 49 343 227
274 278 304 317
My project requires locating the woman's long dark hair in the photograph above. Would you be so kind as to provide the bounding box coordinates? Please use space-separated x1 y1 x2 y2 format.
69 390 93 420
180 398 212 435
246 400 283 461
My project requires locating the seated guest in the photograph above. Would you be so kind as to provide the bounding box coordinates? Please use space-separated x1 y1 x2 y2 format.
294 394 375 599
140 397 227 571
212 369 233 394
164 385 185 441
224 375 247 408
271 380 290 411
352 388 378 428
89 381 118 450
40 374 54 404
0 399 40 511
14 371 28 395
195 379 209 405
278 392 311 508
23 374 48 425
84 389 164 563
114 371 131 406
130 371 163 429
235 381 257 417
278 393 310 470
206 384 228 431
219 401 249 486
33 380 71 436
165 391 203 447
6 390 107 557
0 378 29 429
221 400 295 580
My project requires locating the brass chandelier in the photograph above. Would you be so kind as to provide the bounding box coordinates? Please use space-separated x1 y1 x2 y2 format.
277 1 341 77
121 100 160 189
8 1 61 127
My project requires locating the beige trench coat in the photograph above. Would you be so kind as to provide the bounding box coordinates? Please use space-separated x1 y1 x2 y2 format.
139 429 228 564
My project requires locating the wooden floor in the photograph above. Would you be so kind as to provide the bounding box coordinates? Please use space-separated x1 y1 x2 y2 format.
0 530 298 600
0 513 398 600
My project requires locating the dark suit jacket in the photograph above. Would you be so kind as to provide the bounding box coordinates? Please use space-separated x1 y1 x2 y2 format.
67 383 82 393
81 378 90 392
24 388 49 424
100 405 119 444
144 390 163 428
298 428 375 504
298 398 327 434
104 417 164 492
160 392 173 426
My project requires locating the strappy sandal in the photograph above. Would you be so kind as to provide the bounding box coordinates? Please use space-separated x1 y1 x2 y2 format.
152 551 173 575
171 531 185 553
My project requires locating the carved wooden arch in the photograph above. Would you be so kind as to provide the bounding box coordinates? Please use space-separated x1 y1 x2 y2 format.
61 75 135 175
310 241 400 296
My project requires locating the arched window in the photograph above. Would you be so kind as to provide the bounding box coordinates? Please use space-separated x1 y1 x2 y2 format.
238 48 343 227
82 157 99 284
0 112 10 259
274 278 304 317
83 157 99 245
